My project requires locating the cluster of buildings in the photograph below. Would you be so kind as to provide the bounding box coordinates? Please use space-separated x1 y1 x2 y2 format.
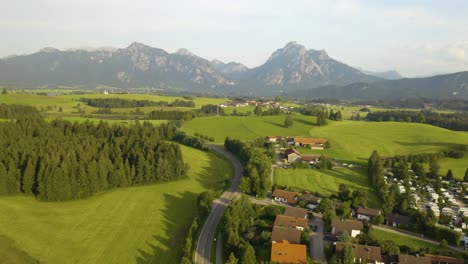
335 242 464 264
270 207 309 264
266 136 329 150
331 218 463 264
219 100 291 109
271 189 321 209
284 148 321 164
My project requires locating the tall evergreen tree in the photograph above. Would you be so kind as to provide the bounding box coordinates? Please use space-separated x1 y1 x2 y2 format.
241 243 256 264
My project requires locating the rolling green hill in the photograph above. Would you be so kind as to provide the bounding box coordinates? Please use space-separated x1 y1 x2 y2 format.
182 115 318 143
0 145 233 264
274 167 380 208
184 116 468 165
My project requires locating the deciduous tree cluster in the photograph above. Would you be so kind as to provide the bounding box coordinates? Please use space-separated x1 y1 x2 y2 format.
224 138 272 198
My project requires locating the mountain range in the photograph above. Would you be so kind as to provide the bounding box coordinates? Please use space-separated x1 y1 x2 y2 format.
0 42 467 99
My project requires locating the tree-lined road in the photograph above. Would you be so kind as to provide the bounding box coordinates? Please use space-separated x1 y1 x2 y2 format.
194 145 243 264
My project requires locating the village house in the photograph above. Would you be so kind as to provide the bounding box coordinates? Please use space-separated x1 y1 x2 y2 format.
293 137 328 150
426 254 464 264
298 193 321 209
284 207 308 219
301 154 321 164
331 219 364 238
274 215 309 231
270 240 307 264
354 207 381 221
285 148 302 163
335 242 384 264
383 254 432 264
384 213 410 228
271 226 302 244
266 136 283 143
272 189 298 205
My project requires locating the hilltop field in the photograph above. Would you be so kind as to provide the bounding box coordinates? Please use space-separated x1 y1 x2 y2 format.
0 145 233 263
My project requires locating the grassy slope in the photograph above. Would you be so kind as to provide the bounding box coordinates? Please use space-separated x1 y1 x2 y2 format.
0 236 38 264
438 156 468 181
0 145 233 264
274 168 380 208
185 117 468 163
44 116 168 126
372 228 456 256
0 93 229 114
183 115 317 143
308 121 468 164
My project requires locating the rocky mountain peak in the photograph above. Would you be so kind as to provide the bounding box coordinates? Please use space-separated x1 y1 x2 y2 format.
175 48 196 57
126 42 150 51
39 47 60 53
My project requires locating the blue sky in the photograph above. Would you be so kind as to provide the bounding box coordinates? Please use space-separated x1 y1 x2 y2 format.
1 0 467 76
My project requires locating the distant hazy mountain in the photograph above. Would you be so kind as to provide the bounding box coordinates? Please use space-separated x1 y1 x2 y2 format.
210 59 249 79
0 42 234 91
0 42 467 99
360 69 403 80
291 72 468 99
246 42 381 89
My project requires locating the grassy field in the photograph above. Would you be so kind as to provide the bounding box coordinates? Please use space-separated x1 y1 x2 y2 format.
183 114 317 143
45 116 168 126
372 228 456 256
0 236 38 264
308 121 468 164
184 117 468 164
274 167 380 208
0 93 230 114
0 145 233 264
438 156 468 181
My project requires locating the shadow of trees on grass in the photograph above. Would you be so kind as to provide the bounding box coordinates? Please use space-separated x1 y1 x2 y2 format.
135 191 199 264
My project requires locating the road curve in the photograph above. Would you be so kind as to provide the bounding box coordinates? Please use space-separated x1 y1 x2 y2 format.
194 144 243 264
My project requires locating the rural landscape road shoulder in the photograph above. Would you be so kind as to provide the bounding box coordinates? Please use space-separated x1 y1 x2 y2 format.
194 144 243 264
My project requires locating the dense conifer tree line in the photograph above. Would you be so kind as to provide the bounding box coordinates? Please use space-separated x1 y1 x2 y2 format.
80 98 195 108
366 110 468 131
147 110 195 120
200 104 224 115
0 104 43 119
0 105 187 201
224 138 272 198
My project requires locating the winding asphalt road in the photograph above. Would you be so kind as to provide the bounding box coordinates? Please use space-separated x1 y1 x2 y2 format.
194 144 243 264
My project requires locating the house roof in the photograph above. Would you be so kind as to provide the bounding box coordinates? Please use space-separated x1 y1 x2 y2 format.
266 136 282 140
426 254 464 264
298 193 321 204
389 254 431 264
385 213 411 225
271 226 302 244
301 154 321 162
285 148 301 156
335 242 382 263
356 206 380 217
274 215 309 229
284 207 308 218
294 137 328 144
271 241 307 264
272 189 297 203
331 219 363 236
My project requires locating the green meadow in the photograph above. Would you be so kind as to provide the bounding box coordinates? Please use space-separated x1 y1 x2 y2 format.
274 167 380 208
182 115 318 143
372 228 457 256
438 156 468 181
0 145 233 264
185 116 468 164
0 93 229 115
